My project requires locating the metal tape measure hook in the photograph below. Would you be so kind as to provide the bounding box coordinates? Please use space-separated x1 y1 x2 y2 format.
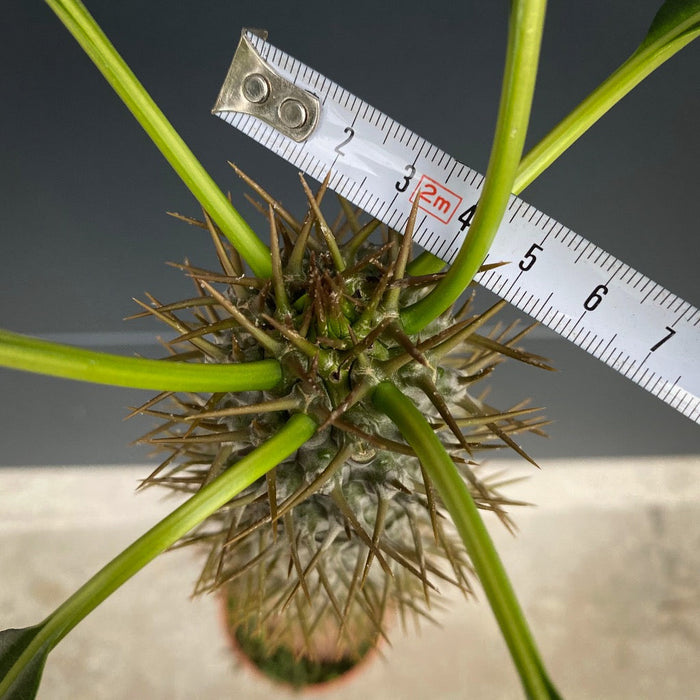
212 30 320 142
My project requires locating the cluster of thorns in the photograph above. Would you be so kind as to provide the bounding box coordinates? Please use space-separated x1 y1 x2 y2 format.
119 165 552 638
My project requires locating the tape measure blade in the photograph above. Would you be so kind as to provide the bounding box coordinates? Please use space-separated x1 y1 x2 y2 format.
215 32 700 425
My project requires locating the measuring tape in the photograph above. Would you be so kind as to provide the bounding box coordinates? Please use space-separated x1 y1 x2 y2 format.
213 30 700 425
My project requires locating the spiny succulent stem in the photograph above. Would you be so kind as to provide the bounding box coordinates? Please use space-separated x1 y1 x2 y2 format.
299 173 346 272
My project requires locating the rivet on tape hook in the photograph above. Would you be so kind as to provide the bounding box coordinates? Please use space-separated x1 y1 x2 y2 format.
212 30 320 142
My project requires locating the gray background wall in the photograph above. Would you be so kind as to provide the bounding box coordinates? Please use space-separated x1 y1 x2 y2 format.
0 0 697 465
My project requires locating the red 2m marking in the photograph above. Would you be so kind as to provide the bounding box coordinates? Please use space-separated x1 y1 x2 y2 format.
409 174 463 224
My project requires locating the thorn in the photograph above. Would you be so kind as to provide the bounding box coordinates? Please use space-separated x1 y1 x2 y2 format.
203 209 242 277
298 172 346 272
267 204 291 315
342 239 394 277
317 376 374 431
387 322 430 367
331 484 393 577
266 468 278 538
339 550 366 639
337 194 361 236
468 333 555 371
229 161 301 232
283 512 312 604
166 211 207 228
341 218 382 262
418 463 440 545
404 505 430 607
130 296 226 361
261 312 319 358
460 393 541 468
386 190 420 311
184 396 301 420
123 391 173 421
361 494 388 586
331 417 417 456
417 375 517 530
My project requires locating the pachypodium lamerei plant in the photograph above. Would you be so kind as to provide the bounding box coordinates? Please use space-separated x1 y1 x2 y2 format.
1 1 697 698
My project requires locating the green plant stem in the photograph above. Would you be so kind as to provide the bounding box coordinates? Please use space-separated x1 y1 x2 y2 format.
0 413 317 696
401 0 547 335
0 329 281 392
372 381 561 700
44 0 271 278
406 1 700 278
515 4 700 193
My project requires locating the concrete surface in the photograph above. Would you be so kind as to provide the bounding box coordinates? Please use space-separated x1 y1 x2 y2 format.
1 457 699 699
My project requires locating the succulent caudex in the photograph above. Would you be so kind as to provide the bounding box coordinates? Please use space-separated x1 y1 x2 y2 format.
130 168 550 668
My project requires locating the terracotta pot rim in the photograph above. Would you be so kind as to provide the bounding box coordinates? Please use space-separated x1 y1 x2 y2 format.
217 587 384 693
